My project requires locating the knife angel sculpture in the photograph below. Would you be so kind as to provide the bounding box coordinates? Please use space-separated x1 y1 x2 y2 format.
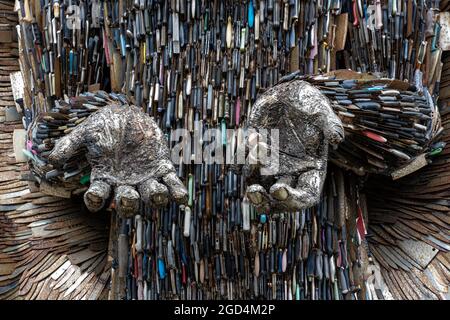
1 71 448 300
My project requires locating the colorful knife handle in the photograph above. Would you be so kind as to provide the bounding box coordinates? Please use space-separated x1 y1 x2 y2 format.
248 0 255 28
69 49 74 75
431 23 441 52
428 147 442 156
352 0 359 26
157 258 166 279
362 130 387 143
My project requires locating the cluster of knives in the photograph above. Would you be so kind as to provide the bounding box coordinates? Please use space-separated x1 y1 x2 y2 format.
108 168 371 300
14 0 446 114
300 71 444 177
13 0 449 301
361 56 450 299
25 91 130 198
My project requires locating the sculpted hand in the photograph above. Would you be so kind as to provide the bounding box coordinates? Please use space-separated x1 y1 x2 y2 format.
243 79 344 212
48 104 188 217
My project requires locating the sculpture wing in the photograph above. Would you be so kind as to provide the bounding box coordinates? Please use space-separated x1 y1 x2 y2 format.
364 55 450 300
365 160 450 299
0 24 110 299
0 115 110 300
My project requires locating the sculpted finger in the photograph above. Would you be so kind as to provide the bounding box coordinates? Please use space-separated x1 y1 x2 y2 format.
272 170 325 211
323 106 345 147
138 178 169 207
326 123 345 146
269 176 294 201
84 180 111 212
162 172 188 205
115 185 140 218
246 184 270 212
269 183 310 211
48 126 87 165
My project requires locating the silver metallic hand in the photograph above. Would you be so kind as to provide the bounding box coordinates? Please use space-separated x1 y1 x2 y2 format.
244 79 344 212
48 104 188 217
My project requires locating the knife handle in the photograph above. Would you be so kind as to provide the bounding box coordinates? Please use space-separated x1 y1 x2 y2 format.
431 23 441 51
375 1 383 29
53 0 60 18
352 0 359 26
362 130 387 143
424 8 434 38
394 14 400 39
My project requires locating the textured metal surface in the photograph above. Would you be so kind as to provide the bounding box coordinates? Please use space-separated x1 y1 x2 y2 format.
244 79 344 212
49 103 188 216
398 240 439 269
